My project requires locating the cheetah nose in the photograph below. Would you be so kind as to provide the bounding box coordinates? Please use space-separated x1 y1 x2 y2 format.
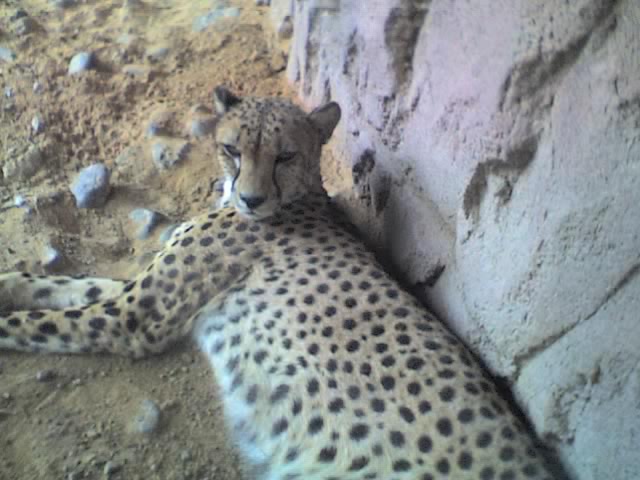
240 194 266 210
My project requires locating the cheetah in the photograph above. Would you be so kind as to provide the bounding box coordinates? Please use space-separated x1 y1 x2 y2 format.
0 87 561 480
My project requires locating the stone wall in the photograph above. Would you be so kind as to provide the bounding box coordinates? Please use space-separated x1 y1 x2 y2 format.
265 1 640 479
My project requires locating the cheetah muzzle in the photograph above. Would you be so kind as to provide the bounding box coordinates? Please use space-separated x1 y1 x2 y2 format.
0 88 560 479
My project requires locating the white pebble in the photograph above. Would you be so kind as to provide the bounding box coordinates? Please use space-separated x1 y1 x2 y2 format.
68 52 94 75
31 115 44 134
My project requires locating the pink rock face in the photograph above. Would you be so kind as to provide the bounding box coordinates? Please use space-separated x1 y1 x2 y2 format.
268 0 640 478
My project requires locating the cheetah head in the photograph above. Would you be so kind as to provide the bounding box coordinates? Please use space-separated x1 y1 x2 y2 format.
213 86 341 220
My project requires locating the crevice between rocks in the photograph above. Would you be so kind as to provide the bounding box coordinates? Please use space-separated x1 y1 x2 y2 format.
512 259 640 377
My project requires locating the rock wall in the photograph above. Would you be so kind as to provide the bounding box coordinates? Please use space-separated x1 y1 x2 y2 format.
266 1 640 479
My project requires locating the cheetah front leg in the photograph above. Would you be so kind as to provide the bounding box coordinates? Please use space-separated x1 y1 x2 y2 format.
0 272 127 312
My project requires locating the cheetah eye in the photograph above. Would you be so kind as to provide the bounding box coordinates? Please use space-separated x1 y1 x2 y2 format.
275 151 297 164
222 144 241 159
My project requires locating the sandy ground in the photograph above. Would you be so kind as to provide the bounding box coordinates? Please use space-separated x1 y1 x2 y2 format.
0 1 292 479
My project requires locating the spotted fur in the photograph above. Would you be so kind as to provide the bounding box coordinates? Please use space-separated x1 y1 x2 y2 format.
0 88 559 479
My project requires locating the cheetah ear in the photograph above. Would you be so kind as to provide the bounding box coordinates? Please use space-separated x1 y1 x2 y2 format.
213 86 242 115
308 102 341 144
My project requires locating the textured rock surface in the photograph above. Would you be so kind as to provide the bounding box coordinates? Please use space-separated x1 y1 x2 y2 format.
270 1 640 479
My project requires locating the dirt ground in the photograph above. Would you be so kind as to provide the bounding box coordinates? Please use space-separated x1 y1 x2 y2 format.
0 1 293 479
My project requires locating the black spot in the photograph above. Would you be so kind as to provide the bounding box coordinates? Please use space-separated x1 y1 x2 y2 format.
407 382 421 396
398 406 415 424
272 417 289 436
89 317 106 330
318 446 337 462
163 254 176 265
141 276 153 289
390 430 405 447
436 458 450 475
86 286 102 300
418 435 432 453
104 307 121 317
285 448 299 462
349 423 369 441
393 460 411 472
181 237 194 247
307 378 320 396
480 467 496 480
38 322 58 335
458 408 475 423
436 417 453 436
476 431 493 448
254 350 268 364
7 318 20 327
371 398 385 413
349 456 370 471
308 416 324 434
246 385 258 404
347 385 360 400
28 311 45 320
346 340 360 352
381 376 395 390
31 334 48 343
126 315 139 333
0 327 8 338
328 398 345 413
34 288 52 299
406 356 425 370
439 386 455 402
458 451 473 470
139 296 156 309
500 447 515 462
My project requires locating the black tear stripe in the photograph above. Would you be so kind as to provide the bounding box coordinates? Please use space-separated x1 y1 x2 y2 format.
272 164 282 201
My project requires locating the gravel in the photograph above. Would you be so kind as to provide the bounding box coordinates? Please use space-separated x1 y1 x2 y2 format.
129 208 165 239
2 145 44 180
70 163 111 208
151 141 190 170
0 47 17 63
131 399 161 434
68 52 94 75
193 6 241 32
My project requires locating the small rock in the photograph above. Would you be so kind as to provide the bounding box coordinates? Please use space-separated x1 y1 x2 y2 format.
103 461 121 477
4 87 13 98
277 16 293 40
43 246 63 268
13 16 39 36
193 7 241 32
129 208 165 239
50 0 76 8
145 109 175 137
180 449 192 462
0 47 17 63
122 64 151 78
31 115 45 134
151 141 190 170
68 52 94 75
131 399 161 434
159 224 179 244
36 369 57 382
145 46 169 63
70 163 111 208
186 106 216 137
14 195 27 208
33 81 43 93
2 145 44 180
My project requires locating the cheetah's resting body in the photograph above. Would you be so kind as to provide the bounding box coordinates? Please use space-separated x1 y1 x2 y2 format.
0 88 557 480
